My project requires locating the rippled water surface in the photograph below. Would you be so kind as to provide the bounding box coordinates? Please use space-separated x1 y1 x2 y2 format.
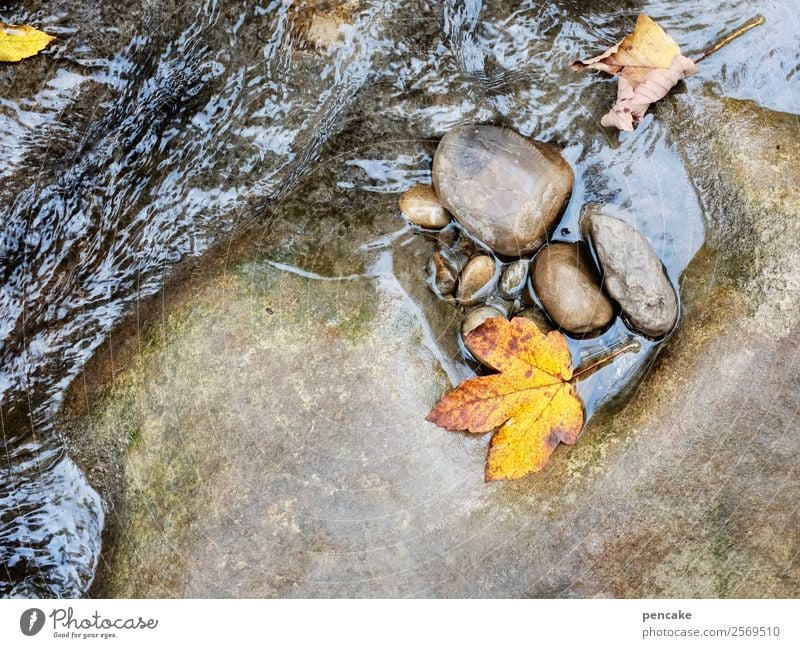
0 0 797 596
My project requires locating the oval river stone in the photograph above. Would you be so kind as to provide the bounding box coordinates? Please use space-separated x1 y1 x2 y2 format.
461 305 504 337
456 254 497 305
432 125 574 257
499 259 529 298
532 242 614 336
583 204 678 338
399 184 451 229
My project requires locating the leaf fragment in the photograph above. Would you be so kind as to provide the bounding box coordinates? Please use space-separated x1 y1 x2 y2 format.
426 317 584 482
0 23 56 63
600 54 698 131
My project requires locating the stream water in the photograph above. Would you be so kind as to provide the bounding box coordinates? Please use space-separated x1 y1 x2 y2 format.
1 0 797 597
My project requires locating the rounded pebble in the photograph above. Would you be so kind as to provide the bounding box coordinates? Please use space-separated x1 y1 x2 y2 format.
462 306 505 337
456 255 497 306
399 184 450 229
499 259 530 298
531 242 614 336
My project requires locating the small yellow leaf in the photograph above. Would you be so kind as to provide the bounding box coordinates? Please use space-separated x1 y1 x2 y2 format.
426 317 584 482
0 23 56 63
575 15 680 74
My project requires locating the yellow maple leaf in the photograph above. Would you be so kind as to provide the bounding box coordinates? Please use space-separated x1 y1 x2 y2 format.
0 23 56 63
426 317 584 482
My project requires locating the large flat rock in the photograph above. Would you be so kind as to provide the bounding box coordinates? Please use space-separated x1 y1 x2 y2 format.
62 92 800 600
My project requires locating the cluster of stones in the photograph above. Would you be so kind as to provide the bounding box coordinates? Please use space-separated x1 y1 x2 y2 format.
399 125 679 344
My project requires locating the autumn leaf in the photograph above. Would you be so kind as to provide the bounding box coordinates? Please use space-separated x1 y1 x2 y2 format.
572 14 765 131
0 23 55 63
571 14 697 131
427 317 584 482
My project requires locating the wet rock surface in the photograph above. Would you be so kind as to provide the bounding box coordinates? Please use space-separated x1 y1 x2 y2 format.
584 204 678 338
531 242 614 336
432 125 574 257
74 264 455 597
64 242 800 598
674 94 800 338
5 0 800 599
54 88 800 599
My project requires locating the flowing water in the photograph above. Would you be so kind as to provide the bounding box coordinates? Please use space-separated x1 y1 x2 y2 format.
0 0 797 597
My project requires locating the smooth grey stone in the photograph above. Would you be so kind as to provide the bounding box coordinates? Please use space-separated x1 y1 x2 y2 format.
432 125 574 257
583 204 678 338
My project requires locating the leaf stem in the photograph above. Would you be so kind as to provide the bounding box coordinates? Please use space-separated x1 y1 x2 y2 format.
693 14 765 64
571 338 641 382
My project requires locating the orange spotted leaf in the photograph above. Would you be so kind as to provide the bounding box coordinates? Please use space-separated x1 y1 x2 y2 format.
427 317 584 482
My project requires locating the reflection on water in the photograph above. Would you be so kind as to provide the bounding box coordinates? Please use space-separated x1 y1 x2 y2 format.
0 0 796 596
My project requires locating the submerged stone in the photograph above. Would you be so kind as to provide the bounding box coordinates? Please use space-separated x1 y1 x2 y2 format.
399 184 450 229
531 242 614 336
515 307 552 333
430 250 457 297
499 259 530 298
462 305 504 337
583 204 678 338
436 228 475 277
456 254 497 306
432 125 574 257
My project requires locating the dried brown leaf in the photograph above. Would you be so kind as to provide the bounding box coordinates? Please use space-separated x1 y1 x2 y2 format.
572 14 698 131
601 54 698 131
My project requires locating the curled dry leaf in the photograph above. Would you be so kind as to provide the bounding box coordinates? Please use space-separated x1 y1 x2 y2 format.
288 0 359 50
0 23 55 62
572 14 698 131
426 317 584 482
